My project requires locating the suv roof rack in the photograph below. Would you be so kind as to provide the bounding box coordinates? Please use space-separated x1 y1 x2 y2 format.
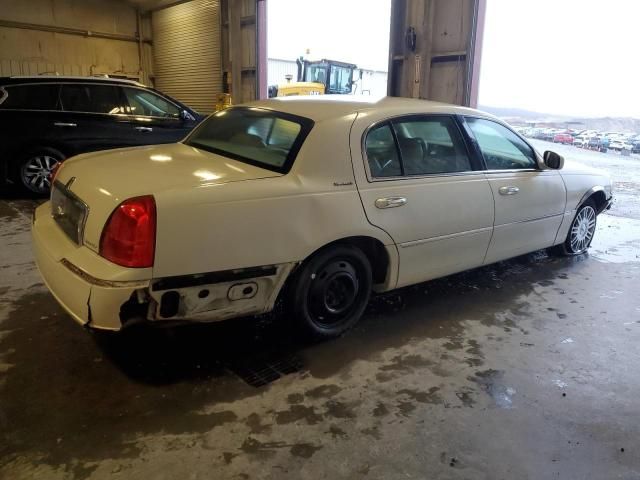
7 75 145 87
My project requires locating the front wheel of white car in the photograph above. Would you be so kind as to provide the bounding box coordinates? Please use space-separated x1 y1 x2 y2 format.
289 245 372 339
555 200 598 256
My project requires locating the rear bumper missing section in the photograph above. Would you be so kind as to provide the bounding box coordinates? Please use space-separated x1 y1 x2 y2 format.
146 263 295 324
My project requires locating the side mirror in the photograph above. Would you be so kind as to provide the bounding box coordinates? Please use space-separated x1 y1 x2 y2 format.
543 150 564 169
181 109 196 122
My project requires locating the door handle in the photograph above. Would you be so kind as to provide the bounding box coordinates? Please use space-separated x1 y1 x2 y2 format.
499 186 520 196
53 122 77 127
375 196 407 209
135 126 153 132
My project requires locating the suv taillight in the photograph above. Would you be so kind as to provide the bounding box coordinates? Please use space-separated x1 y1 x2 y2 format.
99 196 156 268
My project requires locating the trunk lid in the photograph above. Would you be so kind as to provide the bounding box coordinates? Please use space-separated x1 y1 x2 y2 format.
58 143 281 198
54 143 281 254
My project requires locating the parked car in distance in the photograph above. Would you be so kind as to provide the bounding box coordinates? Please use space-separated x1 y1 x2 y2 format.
0 76 203 195
574 137 588 148
609 139 633 152
535 129 556 141
553 133 574 144
32 97 613 339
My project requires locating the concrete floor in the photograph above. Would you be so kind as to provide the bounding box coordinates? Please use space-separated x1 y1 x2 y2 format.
1 144 640 479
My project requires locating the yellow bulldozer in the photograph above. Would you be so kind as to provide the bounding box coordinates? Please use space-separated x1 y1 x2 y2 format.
268 57 360 97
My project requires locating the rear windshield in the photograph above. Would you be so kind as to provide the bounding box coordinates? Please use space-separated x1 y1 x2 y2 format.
185 107 314 173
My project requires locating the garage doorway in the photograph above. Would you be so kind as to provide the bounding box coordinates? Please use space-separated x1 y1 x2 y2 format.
266 0 391 98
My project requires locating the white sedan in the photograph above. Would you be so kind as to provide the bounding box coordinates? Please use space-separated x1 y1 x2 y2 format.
32 97 613 338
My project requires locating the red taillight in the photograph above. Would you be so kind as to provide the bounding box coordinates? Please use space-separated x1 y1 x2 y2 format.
99 196 156 268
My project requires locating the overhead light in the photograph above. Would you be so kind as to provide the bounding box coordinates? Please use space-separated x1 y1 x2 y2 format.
193 169 221 181
150 154 172 162
224 163 245 173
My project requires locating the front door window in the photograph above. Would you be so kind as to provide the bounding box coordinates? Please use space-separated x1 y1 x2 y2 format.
466 118 537 170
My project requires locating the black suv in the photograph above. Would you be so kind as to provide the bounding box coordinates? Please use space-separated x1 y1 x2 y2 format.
0 76 203 194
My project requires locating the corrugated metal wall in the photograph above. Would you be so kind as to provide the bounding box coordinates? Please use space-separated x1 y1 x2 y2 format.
152 0 222 113
0 0 150 82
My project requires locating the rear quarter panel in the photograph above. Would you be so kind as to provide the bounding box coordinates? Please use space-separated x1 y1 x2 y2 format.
152 114 396 281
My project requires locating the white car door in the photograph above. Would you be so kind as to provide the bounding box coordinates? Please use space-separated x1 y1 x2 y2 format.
462 117 566 264
351 114 495 288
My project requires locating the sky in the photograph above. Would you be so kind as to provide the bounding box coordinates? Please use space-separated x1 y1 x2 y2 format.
267 0 391 71
479 0 640 118
267 0 639 118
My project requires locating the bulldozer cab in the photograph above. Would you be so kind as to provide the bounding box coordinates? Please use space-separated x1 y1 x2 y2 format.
268 58 359 98
298 59 358 94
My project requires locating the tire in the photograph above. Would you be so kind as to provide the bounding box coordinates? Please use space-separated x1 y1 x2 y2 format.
552 200 597 256
288 245 372 339
17 148 65 195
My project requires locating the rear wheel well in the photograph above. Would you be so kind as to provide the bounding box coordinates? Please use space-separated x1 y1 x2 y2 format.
317 236 390 286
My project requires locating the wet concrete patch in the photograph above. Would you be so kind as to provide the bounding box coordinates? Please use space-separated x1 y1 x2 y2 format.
470 369 516 409
0 290 303 472
239 437 322 459
274 405 323 425
591 215 640 263
397 387 442 405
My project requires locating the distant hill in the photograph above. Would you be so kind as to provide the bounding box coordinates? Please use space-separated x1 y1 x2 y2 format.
478 105 640 133
477 105 567 120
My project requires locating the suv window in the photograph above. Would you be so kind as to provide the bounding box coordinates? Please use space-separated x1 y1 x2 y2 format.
393 117 471 175
0 84 61 110
365 124 402 178
60 84 125 114
122 87 180 118
466 117 537 170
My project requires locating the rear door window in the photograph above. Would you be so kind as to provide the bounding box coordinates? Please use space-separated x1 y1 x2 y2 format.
0 84 61 110
60 84 125 115
365 123 402 178
392 116 472 175
122 87 180 118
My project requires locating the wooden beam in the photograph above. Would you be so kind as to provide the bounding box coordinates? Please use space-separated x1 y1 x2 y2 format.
228 0 242 102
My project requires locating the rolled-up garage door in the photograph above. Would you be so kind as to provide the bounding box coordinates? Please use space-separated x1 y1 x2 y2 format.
152 0 222 114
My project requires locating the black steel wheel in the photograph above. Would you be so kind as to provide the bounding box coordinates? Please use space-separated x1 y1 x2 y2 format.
289 245 372 339
18 148 64 195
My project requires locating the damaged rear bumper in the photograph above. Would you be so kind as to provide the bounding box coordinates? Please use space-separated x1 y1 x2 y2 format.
32 204 149 330
32 203 294 331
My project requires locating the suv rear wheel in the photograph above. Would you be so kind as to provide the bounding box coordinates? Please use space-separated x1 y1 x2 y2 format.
18 148 64 195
